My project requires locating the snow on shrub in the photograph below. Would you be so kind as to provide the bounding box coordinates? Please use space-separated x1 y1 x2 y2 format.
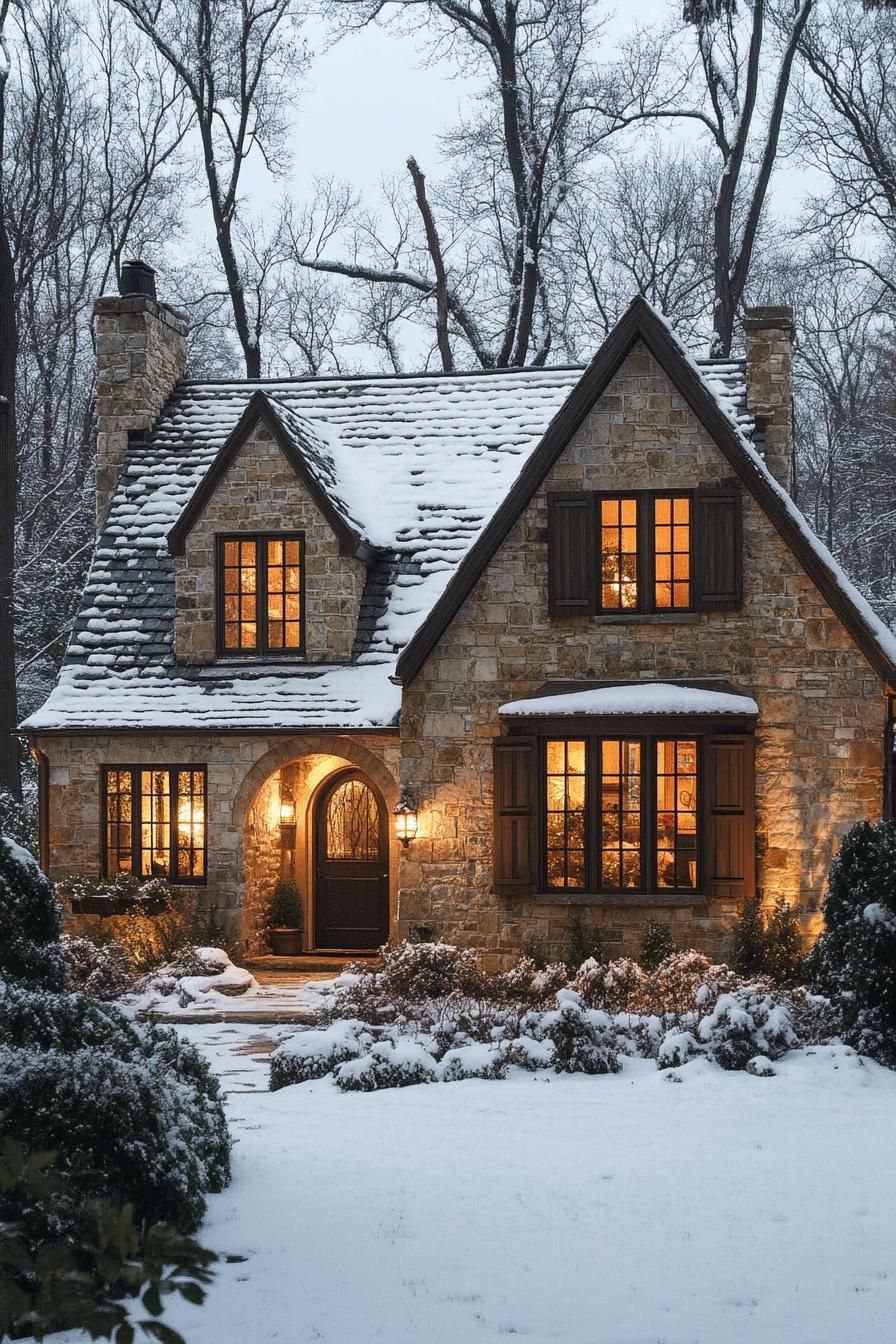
270 1020 369 1090
62 935 135 1000
656 1029 700 1070
334 1040 441 1092
697 988 798 1071
521 992 620 1075
0 835 64 990
570 951 737 1016
0 980 231 1233
440 1042 509 1081
808 819 896 1064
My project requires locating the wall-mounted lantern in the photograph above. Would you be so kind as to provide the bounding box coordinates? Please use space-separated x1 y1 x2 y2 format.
279 789 296 826
279 786 297 878
394 794 418 847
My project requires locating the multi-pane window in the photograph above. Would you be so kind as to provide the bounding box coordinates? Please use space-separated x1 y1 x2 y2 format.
544 736 699 894
599 739 641 890
102 767 207 883
545 739 586 889
653 496 691 609
599 498 639 610
596 493 692 614
656 739 698 889
219 533 303 655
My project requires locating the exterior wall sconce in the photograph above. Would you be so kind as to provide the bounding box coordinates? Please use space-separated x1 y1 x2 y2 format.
279 788 296 826
394 794 418 847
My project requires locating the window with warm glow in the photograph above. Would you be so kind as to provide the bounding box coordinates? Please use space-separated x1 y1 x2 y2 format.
653 496 691 609
545 739 586 889
219 533 303 655
656 739 698 890
600 739 641 890
543 735 699 893
102 766 207 883
599 497 639 610
596 493 692 614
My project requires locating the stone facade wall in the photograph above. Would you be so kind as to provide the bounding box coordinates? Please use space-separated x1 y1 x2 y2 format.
173 422 366 665
35 730 400 950
94 295 188 529
397 342 888 967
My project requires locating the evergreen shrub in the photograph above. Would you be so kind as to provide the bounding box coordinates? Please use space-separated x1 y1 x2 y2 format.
809 819 896 1063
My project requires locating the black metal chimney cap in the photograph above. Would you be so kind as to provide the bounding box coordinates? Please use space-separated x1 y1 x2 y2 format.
119 260 157 300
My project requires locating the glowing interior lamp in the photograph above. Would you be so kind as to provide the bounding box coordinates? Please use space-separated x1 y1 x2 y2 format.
177 795 204 847
279 790 296 825
394 796 418 847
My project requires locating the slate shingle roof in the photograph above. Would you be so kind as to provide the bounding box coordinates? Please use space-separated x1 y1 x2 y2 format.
23 355 759 733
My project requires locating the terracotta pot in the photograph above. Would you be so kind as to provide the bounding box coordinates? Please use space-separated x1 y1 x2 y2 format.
270 927 304 956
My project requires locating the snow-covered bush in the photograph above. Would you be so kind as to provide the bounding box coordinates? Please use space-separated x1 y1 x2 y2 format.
808 820 896 1064
0 835 64 989
0 980 231 1233
656 1029 700 1069
439 1042 509 1081
696 987 799 1071
270 1020 368 1090
334 1040 441 1092
522 992 620 1075
56 872 172 914
570 951 737 1016
61 935 135 1000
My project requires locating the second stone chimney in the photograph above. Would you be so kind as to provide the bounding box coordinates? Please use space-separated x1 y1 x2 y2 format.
743 305 795 495
94 261 188 529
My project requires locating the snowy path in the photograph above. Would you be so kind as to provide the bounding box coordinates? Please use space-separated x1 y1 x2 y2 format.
65 1024 896 1343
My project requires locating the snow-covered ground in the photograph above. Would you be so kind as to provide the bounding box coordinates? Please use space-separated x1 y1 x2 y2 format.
67 1022 896 1344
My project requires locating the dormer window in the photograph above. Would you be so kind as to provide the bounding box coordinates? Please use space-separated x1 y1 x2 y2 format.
217 533 304 655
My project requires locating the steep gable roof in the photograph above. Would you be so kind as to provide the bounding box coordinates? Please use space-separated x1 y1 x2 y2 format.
167 390 366 558
395 296 896 689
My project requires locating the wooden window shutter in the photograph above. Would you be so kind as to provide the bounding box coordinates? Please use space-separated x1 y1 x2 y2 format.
547 493 595 618
705 735 755 904
694 488 742 611
492 736 537 896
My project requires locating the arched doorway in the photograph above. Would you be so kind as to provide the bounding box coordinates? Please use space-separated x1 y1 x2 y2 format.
314 770 389 950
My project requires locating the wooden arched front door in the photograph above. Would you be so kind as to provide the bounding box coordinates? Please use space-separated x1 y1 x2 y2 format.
315 771 389 950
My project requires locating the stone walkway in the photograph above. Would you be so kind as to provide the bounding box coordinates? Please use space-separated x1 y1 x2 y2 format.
142 973 330 1025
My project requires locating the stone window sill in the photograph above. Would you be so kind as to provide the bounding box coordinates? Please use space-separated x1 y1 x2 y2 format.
590 613 701 625
533 892 704 908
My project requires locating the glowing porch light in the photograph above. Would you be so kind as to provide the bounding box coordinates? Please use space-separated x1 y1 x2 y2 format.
394 796 418 847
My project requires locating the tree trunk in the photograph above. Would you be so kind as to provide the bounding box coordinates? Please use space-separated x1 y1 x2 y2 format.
0 200 20 802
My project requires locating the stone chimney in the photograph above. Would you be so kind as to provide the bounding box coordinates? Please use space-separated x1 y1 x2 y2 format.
743 305 795 495
93 261 188 529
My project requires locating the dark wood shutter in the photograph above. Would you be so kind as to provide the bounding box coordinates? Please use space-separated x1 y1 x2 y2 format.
705 735 755 904
694 488 742 611
493 736 537 896
547 493 595 618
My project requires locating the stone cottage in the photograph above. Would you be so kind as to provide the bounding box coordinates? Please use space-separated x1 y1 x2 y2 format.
23 264 896 963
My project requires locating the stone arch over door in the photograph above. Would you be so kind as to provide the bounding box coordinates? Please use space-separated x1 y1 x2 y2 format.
233 734 399 950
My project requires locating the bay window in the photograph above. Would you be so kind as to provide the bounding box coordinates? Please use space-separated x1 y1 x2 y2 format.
543 735 699 895
102 766 207 883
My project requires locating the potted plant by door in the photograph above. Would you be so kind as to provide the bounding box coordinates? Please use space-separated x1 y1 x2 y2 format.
267 879 305 956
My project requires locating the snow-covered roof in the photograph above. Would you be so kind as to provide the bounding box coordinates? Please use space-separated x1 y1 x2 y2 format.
499 683 760 718
22 343 770 733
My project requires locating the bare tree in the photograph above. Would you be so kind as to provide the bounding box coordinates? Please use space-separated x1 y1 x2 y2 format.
114 0 305 376
6 0 190 724
598 0 814 356
0 0 20 802
292 0 618 368
794 2 896 287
